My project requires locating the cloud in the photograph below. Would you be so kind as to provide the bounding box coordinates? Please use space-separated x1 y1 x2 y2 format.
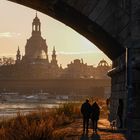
0 32 21 38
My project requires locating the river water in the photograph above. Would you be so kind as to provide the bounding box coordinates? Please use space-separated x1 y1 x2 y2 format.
0 92 78 120
0 102 60 120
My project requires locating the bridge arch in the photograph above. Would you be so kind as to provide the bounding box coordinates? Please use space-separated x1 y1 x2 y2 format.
8 0 125 60
6 1 140 136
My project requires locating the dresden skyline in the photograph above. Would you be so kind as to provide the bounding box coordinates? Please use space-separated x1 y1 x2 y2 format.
0 0 111 68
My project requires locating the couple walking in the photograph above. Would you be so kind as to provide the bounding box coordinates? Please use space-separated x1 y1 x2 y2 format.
81 99 100 134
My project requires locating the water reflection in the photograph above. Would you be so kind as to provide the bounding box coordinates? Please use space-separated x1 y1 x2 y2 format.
0 92 71 120
0 102 59 120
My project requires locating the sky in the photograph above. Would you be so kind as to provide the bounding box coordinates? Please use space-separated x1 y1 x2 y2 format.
0 0 111 68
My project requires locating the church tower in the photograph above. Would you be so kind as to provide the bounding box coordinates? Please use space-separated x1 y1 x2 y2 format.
51 46 57 65
16 46 21 64
23 12 49 63
32 12 41 36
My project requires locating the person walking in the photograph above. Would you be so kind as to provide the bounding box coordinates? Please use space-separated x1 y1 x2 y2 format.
91 101 100 133
81 99 91 133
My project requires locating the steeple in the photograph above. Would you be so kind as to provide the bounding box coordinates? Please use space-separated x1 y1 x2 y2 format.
52 46 56 56
51 46 57 65
16 46 21 63
32 11 41 36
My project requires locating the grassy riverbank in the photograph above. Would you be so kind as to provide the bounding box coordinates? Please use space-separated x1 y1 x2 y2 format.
0 99 108 140
0 103 81 140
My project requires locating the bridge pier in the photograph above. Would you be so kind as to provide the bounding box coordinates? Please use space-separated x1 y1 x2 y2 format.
131 47 140 140
109 47 140 140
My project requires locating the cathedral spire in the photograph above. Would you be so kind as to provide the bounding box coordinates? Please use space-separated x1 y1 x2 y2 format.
51 46 57 65
17 46 20 52
52 46 56 58
16 46 21 64
32 11 41 36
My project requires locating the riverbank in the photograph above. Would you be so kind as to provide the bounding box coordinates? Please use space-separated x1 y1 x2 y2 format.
0 102 81 140
0 97 113 139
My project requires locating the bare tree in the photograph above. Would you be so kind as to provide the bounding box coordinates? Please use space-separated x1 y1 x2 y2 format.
0 57 15 66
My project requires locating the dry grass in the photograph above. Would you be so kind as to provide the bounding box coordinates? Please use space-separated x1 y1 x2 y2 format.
0 103 80 140
0 111 55 140
0 99 109 140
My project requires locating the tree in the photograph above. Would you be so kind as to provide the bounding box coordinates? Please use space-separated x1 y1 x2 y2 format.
0 56 15 66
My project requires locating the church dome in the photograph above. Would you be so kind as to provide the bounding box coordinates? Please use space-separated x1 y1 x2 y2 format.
24 12 48 63
98 59 109 67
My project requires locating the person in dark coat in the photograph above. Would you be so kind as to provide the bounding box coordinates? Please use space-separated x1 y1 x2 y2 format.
81 99 91 133
91 102 100 133
117 99 124 128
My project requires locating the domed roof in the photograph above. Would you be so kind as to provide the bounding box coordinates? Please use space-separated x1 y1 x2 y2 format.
98 59 109 67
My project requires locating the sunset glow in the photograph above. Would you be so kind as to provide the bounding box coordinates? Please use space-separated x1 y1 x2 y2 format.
0 0 111 67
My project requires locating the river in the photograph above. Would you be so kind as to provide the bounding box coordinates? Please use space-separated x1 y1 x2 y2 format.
0 92 80 121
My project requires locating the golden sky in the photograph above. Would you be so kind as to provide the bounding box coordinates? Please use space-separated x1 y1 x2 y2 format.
0 0 111 67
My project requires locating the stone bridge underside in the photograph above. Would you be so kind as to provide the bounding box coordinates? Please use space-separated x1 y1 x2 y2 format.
8 0 128 60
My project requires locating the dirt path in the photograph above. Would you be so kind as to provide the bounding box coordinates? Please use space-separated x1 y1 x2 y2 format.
54 119 127 140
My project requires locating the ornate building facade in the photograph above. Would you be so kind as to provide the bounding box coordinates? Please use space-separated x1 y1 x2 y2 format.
22 13 49 64
0 14 111 80
61 59 111 79
0 14 61 80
